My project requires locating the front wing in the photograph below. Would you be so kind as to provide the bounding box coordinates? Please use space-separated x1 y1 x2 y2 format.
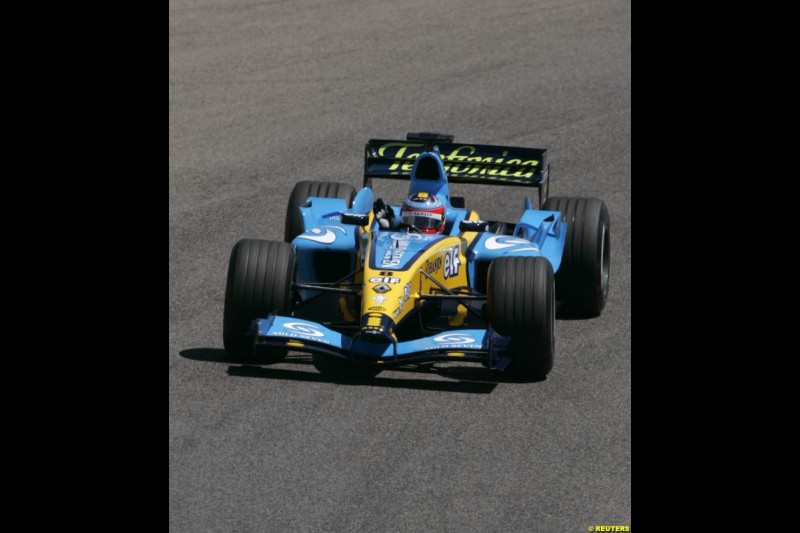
252 315 511 370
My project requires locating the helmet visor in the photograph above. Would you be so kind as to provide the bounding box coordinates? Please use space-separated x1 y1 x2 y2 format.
401 211 444 230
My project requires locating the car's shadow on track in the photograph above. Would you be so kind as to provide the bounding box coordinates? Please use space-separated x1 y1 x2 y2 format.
180 348 545 394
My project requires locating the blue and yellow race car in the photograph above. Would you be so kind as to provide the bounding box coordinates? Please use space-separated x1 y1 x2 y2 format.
223 132 609 379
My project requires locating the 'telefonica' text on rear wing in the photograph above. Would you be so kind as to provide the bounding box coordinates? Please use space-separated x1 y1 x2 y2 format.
364 133 549 190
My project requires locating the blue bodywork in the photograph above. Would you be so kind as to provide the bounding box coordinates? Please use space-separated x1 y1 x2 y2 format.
257 316 487 358
251 143 565 368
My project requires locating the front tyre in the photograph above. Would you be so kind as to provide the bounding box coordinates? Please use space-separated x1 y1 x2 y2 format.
223 239 295 360
543 197 610 317
487 256 555 379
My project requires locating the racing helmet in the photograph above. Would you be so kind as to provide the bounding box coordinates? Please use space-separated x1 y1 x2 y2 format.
401 192 446 234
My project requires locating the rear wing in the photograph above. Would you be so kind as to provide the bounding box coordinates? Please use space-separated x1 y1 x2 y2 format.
364 132 548 185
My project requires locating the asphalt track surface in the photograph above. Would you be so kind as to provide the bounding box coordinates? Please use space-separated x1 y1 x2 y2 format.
169 0 631 530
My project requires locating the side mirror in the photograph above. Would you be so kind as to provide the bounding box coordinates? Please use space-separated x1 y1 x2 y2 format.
459 220 490 232
341 213 370 227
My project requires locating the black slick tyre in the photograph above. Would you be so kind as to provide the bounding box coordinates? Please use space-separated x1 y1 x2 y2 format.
487 256 555 378
223 239 295 360
542 197 610 317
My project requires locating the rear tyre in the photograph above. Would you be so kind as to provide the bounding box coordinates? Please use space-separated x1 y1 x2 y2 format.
223 239 295 360
487 256 555 378
542 197 610 317
284 181 356 242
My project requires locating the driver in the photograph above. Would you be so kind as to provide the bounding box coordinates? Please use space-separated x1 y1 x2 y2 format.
400 192 446 234
373 192 447 234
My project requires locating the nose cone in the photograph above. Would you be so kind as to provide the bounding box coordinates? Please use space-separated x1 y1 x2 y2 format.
360 311 396 343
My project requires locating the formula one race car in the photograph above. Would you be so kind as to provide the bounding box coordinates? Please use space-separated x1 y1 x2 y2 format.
223 132 610 379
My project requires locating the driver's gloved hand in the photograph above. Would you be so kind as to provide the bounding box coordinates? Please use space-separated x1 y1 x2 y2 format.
373 198 396 229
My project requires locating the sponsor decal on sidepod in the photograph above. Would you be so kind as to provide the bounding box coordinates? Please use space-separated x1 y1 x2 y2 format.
484 236 539 253
296 226 346 244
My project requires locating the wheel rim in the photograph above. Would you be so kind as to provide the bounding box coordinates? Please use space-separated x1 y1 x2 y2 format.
600 223 610 298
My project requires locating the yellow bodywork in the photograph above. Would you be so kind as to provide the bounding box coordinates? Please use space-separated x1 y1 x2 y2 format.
357 209 482 334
